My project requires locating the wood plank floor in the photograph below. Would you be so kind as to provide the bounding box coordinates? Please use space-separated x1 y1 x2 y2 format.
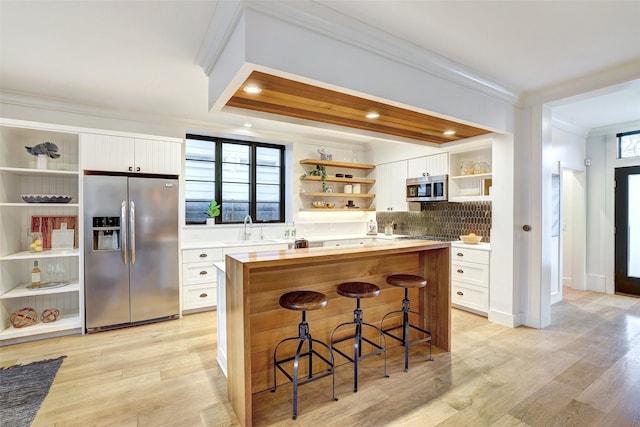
1 287 639 426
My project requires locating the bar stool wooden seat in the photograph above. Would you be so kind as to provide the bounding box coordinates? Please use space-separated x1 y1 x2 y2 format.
381 274 432 372
272 290 337 420
330 282 388 392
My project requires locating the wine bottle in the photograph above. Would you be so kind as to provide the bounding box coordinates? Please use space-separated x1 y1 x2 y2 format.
31 260 41 288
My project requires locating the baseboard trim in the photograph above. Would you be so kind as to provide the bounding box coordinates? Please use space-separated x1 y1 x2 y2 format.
488 310 522 328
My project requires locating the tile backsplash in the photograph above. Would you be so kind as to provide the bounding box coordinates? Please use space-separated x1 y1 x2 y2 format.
376 201 492 242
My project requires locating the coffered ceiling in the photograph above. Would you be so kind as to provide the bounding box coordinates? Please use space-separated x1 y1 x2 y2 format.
226 72 492 144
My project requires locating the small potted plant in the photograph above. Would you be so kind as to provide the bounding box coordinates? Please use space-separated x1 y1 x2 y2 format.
206 200 220 225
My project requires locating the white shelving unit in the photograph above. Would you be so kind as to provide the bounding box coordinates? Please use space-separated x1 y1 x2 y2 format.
448 146 492 202
0 120 83 345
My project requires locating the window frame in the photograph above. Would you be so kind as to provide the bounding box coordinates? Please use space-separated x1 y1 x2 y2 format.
184 134 285 225
617 130 640 159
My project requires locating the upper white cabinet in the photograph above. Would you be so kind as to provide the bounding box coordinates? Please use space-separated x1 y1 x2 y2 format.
82 134 181 175
407 153 448 178
448 145 492 202
374 160 408 212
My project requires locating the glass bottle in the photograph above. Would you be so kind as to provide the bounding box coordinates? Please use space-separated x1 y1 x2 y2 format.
31 260 41 288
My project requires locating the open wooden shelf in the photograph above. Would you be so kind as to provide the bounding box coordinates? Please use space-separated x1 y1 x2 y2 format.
300 159 375 170
301 192 375 198
301 176 375 184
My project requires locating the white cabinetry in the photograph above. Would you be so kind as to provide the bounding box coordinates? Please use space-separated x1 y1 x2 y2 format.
182 248 222 313
451 244 490 316
0 120 83 344
323 237 374 247
374 160 407 212
82 133 181 175
213 242 289 377
448 145 492 202
407 153 448 178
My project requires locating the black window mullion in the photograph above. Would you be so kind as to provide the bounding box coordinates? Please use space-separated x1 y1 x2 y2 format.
185 134 285 225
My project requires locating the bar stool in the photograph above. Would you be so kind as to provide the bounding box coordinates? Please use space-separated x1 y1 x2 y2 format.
330 282 388 392
272 290 337 420
380 274 432 372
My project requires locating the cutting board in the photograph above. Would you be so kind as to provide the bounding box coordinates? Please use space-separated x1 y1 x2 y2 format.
31 216 78 249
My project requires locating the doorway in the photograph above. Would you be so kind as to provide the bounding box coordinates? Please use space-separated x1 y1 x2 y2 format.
615 165 640 296
554 168 586 304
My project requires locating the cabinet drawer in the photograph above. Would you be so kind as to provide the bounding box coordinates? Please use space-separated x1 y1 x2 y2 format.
451 247 489 264
452 282 488 313
183 264 217 285
183 248 223 263
183 284 216 310
451 261 489 287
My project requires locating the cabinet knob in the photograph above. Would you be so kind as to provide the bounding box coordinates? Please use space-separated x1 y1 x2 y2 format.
523 224 531 232
199 253 208 258
456 252 464 257
457 269 464 274
457 291 464 296
199 271 208 276
199 293 208 298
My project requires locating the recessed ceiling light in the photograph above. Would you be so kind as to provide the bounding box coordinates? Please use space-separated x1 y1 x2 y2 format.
243 123 252 128
365 112 379 119
243 85 262 94
443 130 456 136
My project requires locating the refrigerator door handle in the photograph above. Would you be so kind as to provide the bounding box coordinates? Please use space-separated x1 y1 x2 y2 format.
121 200 128 264
130 200 136 265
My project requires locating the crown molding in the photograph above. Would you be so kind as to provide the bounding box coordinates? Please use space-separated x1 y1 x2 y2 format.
196 0 518 105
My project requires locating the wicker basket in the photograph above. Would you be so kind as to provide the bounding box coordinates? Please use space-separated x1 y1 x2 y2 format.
41 308 60 323
10 307 37 328
460 234 482 244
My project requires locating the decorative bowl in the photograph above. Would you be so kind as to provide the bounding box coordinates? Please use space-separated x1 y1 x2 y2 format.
460 234 482 244
326 202 335 208
22 194 72 204
312 201 326 208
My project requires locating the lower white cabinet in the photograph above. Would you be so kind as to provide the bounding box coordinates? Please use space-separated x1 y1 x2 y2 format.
323 237 373 247
451 243 490 315
182 248 222 313
182 242 289 315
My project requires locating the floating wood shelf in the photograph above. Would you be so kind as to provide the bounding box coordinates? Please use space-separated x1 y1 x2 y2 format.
301 176 375 184
301 192 375 198
300 207 376 212
300 159 375 170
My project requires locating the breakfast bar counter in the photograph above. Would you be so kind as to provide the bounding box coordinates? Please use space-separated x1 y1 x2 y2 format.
224 239 451 426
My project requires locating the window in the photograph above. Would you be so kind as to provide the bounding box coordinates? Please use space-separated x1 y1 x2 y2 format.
618 130 640 159
184 135 285 225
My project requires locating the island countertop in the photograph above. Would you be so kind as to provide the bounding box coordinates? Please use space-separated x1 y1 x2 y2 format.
225 239 451 427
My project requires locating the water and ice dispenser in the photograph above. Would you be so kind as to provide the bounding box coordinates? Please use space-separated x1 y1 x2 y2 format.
92 216 120 251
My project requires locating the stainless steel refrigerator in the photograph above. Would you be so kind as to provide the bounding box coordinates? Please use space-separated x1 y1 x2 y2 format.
84 174 179 332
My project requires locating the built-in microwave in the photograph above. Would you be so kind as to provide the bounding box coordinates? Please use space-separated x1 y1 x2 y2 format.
406 174 448 202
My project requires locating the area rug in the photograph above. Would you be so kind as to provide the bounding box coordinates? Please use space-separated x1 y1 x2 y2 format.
0 356 67 427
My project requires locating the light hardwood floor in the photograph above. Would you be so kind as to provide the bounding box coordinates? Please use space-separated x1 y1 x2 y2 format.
1 287 639 426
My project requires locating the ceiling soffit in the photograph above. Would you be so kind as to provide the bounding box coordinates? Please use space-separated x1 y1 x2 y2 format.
226 71 492 144
197 1 517 104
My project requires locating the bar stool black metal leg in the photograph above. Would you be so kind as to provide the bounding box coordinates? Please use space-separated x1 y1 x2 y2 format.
402 289 411 371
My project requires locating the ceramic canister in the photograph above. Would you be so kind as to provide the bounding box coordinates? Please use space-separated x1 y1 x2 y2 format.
352 184 361 194
343 184 353 193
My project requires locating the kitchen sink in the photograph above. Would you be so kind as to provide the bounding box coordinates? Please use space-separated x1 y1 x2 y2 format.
221 239 281 245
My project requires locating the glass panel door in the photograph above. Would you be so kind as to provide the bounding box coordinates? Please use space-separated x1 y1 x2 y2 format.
615 165 640 295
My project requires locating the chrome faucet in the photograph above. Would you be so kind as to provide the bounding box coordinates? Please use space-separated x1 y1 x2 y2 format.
243 215 253 240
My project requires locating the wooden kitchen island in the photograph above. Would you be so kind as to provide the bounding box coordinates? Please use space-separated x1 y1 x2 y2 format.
224 239 451 427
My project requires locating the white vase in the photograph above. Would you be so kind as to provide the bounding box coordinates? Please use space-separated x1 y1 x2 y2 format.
206 218 216 226
36 154 48 170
